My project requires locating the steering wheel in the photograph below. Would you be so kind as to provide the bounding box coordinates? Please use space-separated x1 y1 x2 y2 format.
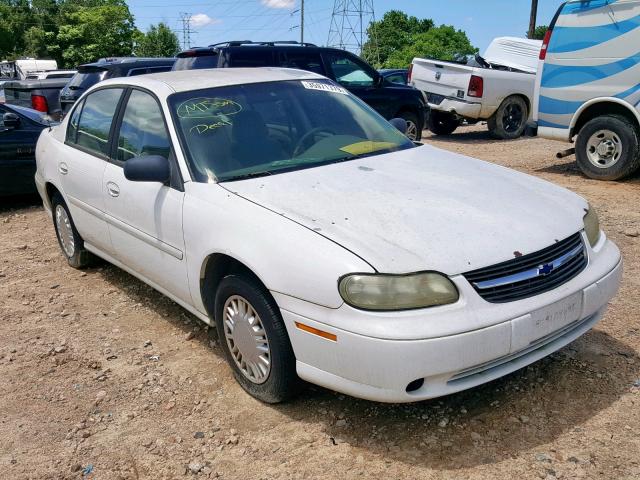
293 127 336 156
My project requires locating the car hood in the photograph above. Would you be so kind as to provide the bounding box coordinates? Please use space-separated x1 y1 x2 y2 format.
223 145 587 275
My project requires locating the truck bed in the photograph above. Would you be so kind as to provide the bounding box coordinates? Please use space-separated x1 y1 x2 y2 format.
3 78 69 118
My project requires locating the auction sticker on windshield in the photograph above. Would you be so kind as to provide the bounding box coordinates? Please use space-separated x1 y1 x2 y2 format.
301 81 348 95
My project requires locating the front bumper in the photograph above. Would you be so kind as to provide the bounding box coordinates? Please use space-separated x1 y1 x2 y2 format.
278 238 622 403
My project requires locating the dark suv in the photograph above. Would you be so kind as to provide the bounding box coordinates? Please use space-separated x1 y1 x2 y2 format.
173 41 426 140
59 57 175 114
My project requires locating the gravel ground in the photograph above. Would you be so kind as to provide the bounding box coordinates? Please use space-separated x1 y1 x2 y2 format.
1 125 639 479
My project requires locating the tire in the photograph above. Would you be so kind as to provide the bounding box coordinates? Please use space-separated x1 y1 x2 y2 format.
575 114 640 180
214 274 299 403
397 111 421 141
51 193 95 269
427 110 459 135
488 95 528 139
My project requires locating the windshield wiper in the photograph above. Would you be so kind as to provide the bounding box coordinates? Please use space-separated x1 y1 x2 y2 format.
220 170 274 182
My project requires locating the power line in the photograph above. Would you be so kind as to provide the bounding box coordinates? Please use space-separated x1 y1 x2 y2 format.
178 12 193 49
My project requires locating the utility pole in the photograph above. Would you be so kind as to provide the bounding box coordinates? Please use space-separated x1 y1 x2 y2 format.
300 0 304 44
528 0 538 39
328 0 378 61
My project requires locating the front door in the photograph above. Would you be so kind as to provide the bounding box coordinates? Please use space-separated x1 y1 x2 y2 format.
102 88 190 304
0 105 40 195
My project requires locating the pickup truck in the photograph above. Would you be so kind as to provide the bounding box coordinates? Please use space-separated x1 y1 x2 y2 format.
410 37 541 139
3 77 70 120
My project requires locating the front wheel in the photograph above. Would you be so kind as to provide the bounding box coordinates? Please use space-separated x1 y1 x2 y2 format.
488 95 528 139
51 193 96 269
397 111 421 141
575 115 640 180
427 110 459 135
214 275 299 403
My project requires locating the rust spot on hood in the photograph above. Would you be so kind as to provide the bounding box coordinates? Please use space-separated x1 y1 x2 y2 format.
514 251 523 257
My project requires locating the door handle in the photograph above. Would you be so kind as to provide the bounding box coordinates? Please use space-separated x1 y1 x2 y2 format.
106 182 120 197
58 162 68 175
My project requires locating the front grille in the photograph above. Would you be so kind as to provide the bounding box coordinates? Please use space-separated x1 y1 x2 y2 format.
464 232 587 303
426 92 445 105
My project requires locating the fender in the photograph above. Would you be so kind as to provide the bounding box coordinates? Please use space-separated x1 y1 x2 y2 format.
570 97 640 136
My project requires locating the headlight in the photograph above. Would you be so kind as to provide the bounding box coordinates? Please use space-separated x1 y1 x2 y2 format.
583 204 601 247
338 272 459 311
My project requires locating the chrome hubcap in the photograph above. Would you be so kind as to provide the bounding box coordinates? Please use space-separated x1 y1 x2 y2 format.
223 295 271 384
55 205 75 258
405 120 418 140
586 129 621 168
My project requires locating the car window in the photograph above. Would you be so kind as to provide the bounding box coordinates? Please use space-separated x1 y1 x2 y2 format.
385 73 406 85
67 71 106 90
66 99 84 143
173 53 219 71
230 49 274 67
116 89 171 162
280 51 325 75
74 88 123 156
169 79 414 182
325 53 374 87
127 65 173 77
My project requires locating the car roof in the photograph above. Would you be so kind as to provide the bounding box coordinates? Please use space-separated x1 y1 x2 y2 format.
97 67 326 93
78 57 175 70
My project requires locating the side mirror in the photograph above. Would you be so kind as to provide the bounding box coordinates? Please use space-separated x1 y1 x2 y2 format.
389 117 407 135
2 112 20 129
124 155 170 183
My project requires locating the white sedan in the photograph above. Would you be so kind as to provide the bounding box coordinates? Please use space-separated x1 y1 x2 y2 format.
34 68 622 403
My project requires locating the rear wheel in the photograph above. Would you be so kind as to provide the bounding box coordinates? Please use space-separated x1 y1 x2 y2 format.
51 193 95 269
488 95 528 139
575 114 640 180
214 274 299 403
427 110 459 135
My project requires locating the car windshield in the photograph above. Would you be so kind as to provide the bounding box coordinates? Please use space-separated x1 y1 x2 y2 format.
67 70 106 89
169 79 415 182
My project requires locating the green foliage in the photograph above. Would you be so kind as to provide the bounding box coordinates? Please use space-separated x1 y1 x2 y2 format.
0 0 137 68
134 22 180 57
385 25 478 68
528 25 549 40
362 10 434 67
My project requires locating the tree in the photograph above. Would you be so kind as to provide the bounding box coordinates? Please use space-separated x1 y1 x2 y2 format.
385 25 478 68
528 24 549 40
134 22 180 57
54 0 136 67
362 10 434 67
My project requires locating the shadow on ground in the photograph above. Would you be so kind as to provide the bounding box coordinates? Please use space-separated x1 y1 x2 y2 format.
425 128 528 145
0 194 41 214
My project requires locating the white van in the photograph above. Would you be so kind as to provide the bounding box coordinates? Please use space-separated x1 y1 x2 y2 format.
533 0 640 180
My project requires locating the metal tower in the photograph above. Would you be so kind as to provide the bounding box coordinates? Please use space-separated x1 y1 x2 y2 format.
179 12 193 50
327 0 379 62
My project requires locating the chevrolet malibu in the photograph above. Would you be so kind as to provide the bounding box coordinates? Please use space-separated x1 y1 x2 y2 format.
34 69 622 403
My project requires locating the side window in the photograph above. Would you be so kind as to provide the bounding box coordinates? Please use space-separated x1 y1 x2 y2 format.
116 89 171 162
230 49 274 67
324 53 374 87
385 73 406 85
280 51 325 75
65 99 84 143
74 88 123 156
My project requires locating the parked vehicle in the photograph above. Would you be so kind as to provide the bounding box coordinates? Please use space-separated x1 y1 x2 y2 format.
411 37 541 139
532 0 640 180
3 77 72 120
1 104 53 196
0 58 58 80
173 41 427 140
378 68 409 85
35 69 621 404
59 57 175 115
24 70 76 80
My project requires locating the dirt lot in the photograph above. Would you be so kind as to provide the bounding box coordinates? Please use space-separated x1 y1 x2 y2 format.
1 125 639 480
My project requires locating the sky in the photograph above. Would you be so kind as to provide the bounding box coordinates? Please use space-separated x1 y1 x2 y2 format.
128 0 565 54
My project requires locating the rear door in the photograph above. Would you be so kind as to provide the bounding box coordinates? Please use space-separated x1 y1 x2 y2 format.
102 88 190 303
60 87 125 251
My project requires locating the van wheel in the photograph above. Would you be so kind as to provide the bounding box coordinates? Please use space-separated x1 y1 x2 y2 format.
575 115 640 180
214 274 300 403
488 95 528 139
428 110 459 135
51 193 95 269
